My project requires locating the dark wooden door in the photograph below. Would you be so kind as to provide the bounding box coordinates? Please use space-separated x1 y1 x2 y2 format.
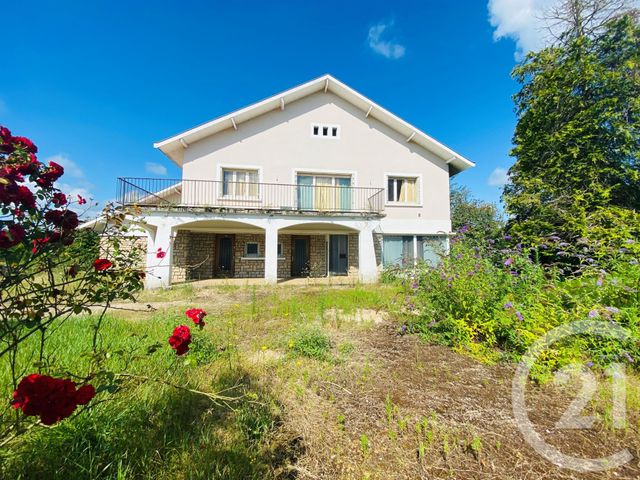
329 234 348 275
216 235 234 277
291 237 310 277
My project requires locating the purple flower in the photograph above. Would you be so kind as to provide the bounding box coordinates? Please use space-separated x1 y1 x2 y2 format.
504 258 514 266
515 311 524 322
400 325 408 334
605 306 620 315
488 239 495 245
557 251 568 256
548 235 561 242
630 259 639 265
510 271 519 276
503 302 513 309
503 235 512 241
588 310 599 318
411 282 418 289
455 253 462 260
428 320 436 327
458 225 469 234
596 278 603 287
622 352 635 364
585 258 595 263
468 271 475 277
585 361 594 368
625 239 635 245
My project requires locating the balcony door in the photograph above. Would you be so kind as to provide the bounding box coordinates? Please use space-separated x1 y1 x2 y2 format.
296 174 351 211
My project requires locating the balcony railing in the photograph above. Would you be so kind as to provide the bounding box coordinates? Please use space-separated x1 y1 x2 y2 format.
117 177 386 215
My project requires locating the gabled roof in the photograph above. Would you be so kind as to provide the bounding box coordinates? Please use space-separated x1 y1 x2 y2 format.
154 74 475 175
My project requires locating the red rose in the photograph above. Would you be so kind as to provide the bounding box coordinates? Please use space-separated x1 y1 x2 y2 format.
52 192 67 207
0 224 26 248
93 258 113 271
31 234 59 254
45 209 78 230
12 374 96 425
0 183 36 209
185 308 207 327
0 126 11 142
77 194 87 205
156 247 166 259
12 136 37 154
36 161 64 188
168 325 191 355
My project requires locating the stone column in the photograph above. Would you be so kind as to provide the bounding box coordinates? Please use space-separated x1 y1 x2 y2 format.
358 225 378 283
145 223 174 289
264 223 279 284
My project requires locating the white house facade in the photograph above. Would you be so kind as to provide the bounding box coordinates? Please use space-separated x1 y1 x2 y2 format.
118 75 474 288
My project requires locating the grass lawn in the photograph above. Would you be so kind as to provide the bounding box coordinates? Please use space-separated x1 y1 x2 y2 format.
1 284 638 479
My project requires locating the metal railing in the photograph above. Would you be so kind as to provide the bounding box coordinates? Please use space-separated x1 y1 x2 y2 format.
117 177 386 214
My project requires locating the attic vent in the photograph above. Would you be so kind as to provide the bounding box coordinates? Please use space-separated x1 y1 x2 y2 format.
311 124 340 139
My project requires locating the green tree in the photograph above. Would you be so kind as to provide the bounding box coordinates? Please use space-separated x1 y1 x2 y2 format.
450 184 503 243
503 14 640 257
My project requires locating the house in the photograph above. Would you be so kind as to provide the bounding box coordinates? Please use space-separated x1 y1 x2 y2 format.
119 75 474 288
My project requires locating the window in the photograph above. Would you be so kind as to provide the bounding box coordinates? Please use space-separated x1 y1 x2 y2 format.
277 243 283 257
297 174 351 211
382 235 447 267
222 169 259 198
387 176 418 204
244 242 260 258
311 124 340 138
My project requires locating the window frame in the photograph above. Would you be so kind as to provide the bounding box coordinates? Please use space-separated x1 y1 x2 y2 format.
218 164 262 200
244 242 260 258
310 123 341 139
383 173 422 206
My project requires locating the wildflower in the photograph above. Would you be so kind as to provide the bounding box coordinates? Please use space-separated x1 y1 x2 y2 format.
77 194 87 205
411 281 418 289
11 374 95 425
185 308 206 327
625 239 635 245
559 242 569 247
400 325 407 335
168 325 191 355
504 258 513 267
622 352 635 364
503 235 512 241
428 320 436 327
488 239 495 245
585 361 594 368
503 302 513 309
93 258 113 271
588 310 599 318
156 247 166 259
515 311 524 322
596 277 603 287
605 306 620 315
458 225 469 234
261 345 267 352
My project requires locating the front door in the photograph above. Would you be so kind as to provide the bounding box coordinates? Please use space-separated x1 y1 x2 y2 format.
291 236 310 277
329 234 348 275
216 235 234 277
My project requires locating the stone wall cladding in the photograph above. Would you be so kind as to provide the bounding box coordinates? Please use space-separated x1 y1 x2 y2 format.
100 235 147 268
278 235 292 278
347 233 359 278
309 235 327 277
234 233 265 278
187 232 216 280
171 231 189 283
373 232 383 266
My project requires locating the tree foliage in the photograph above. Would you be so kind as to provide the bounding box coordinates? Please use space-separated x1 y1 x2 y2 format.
503 14 640 258
450 184 503 243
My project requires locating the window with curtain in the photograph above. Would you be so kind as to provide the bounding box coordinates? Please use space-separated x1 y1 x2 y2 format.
382 236 415 267
296 174 351 211
222 169 259 198
387 176 418 203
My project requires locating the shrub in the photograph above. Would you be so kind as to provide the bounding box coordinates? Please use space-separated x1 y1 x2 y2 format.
403 231 640 379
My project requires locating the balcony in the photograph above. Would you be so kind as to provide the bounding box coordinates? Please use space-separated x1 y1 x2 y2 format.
117 177 386 215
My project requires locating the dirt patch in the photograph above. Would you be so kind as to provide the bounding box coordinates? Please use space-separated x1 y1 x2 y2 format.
324 308 388 325
280 324 640 479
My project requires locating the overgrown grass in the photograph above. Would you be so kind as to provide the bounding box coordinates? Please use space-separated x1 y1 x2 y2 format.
0 284 399 478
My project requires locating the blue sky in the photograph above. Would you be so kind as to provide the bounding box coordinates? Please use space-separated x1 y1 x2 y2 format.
2 1 554 213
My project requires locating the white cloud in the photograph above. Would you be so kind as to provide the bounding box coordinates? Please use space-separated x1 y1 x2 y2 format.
47 153 95 200
367 21 406 59
488 0 557 59
488 167 510 187
145 161 167 176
